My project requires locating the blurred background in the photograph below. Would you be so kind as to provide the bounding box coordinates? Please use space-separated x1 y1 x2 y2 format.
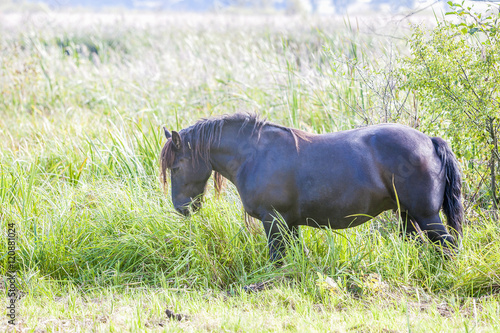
0 0 466 14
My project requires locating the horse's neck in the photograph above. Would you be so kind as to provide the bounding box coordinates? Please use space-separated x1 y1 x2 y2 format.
208 126 255 184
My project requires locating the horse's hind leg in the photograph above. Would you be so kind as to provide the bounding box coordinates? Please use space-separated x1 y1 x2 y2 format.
411 214 457 250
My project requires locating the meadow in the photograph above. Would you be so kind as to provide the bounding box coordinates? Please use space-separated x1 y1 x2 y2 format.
1 7 499 332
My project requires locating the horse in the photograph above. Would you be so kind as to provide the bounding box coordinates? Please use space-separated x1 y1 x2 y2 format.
160 113 463 262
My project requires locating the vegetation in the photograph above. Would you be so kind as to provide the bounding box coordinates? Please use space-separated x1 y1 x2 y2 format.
1 6 499 332
401 1 500 209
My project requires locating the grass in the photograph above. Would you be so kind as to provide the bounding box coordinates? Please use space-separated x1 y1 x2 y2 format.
0 8 499 332
4 281 500 332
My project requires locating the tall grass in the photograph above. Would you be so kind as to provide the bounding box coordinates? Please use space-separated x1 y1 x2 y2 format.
0 10 499 331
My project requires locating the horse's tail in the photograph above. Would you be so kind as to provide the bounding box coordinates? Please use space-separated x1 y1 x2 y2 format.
431 137 464 239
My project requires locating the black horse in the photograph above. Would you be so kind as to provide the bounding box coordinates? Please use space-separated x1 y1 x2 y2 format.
161 113 463 262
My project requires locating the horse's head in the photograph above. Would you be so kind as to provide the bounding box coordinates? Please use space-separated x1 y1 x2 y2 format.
161 128 213 216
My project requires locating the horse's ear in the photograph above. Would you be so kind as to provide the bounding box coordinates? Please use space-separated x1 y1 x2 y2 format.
172 131 182 151
163 127 172 139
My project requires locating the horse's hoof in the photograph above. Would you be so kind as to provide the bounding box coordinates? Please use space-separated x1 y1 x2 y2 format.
165 308 189 321
243 280 273 292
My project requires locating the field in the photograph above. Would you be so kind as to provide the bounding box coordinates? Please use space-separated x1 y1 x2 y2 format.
1 6 500 332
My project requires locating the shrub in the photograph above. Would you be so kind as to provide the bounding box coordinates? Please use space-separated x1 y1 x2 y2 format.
400 1 500 209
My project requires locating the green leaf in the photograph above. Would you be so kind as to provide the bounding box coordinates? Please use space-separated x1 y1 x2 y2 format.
468 28 479 35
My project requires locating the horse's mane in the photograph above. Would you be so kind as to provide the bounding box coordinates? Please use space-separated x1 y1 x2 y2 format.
160 113 310 193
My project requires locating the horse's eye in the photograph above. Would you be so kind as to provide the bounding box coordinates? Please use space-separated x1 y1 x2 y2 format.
171 167 180 173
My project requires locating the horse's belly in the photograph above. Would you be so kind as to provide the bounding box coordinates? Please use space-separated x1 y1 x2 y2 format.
297 185 394 229
299 208 377 229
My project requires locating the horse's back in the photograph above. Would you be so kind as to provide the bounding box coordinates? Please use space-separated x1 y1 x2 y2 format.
295 124 444 228
300 123 439 180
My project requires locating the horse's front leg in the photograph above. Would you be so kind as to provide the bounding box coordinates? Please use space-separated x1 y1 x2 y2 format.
262 215 294 264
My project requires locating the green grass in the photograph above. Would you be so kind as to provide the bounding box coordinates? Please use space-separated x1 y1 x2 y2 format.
1 9 499 332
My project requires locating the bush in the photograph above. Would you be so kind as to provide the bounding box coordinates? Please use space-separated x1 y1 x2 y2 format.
400 1 500 209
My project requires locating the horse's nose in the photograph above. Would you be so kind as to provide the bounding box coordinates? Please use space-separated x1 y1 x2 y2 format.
174 197 201 216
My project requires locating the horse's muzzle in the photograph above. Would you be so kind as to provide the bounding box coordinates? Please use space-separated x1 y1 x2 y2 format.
175 206 191 216
175 198 201 216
